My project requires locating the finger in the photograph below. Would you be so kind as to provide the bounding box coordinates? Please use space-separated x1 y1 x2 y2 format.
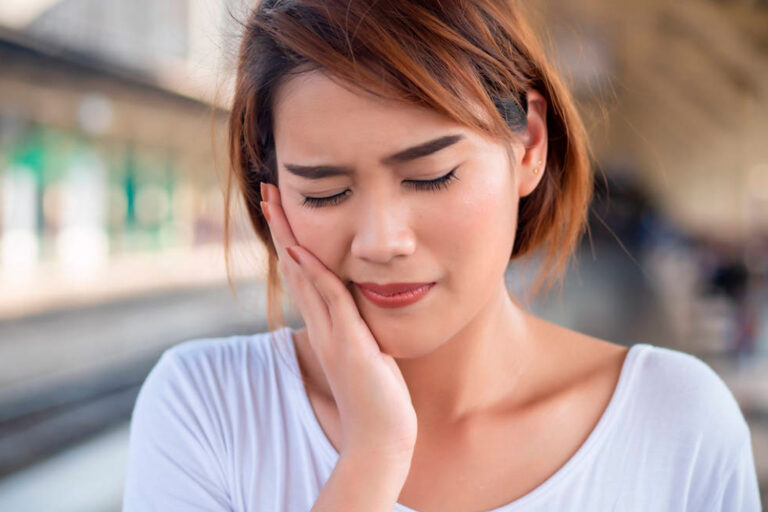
279 244 337 352
260 182 332 341
281 252 331 335
288 244 369 345
260 182 297 264
264 207 329 330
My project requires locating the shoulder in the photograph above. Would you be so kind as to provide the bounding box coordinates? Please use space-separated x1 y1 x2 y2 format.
634 344 747 427
124 331 281 509
137 330 287 409
629 345 761 508
124 329 298 510
155 330 284 379
129 329 293 454
628 343 751 459
162 330 275 368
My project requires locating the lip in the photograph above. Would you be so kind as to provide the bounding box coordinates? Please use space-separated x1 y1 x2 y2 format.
355 282 435 295
355 282 436 309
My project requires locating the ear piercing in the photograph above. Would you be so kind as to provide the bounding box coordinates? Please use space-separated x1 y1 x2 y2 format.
533 160 542 174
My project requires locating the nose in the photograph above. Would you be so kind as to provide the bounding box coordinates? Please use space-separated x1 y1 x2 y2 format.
349 195 416 264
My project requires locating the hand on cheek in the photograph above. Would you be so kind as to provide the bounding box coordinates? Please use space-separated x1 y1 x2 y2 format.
259 181 419 458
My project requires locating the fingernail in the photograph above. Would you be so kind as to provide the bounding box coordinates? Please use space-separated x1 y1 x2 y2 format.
260 201 271 223
260 182 268 200
286 246 301 265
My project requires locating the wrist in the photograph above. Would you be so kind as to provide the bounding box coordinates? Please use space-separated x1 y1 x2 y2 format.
339 449 413 482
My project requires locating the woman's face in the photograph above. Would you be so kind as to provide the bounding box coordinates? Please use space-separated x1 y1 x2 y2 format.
272 70 534 358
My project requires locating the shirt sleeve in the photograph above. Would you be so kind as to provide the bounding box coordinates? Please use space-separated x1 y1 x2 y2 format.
711 434 763 512
122 349 232 512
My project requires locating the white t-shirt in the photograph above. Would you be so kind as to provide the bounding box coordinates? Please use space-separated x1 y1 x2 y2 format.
122 326 762 511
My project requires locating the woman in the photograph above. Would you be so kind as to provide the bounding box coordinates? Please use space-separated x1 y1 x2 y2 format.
122 1 762 510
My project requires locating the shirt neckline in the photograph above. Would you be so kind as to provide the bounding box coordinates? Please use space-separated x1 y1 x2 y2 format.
275 325 649 512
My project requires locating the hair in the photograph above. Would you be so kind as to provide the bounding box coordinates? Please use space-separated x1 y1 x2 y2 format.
222 0 594 389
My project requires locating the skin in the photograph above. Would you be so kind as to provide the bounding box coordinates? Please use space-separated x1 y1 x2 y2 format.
270 69 629 508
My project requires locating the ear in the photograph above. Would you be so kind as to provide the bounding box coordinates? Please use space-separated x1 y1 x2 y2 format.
516 88 548 198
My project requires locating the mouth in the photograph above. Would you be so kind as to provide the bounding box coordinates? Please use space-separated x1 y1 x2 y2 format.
354 281 436 296
354 281 436 309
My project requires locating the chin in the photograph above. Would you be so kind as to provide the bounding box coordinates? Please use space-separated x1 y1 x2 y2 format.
366 322 442 360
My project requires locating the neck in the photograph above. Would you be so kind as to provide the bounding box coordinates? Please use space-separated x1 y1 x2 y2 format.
289 281 546 431
395 281 539 429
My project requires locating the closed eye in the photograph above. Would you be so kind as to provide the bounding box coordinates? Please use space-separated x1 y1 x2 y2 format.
300 166 461 209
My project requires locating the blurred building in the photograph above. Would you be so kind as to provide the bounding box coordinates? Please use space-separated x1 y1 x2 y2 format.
534 0 768 359
537 0 768 242
0 2 254 319
0 1 261 484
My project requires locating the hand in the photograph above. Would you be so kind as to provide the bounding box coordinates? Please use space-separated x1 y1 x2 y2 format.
260 182 418 463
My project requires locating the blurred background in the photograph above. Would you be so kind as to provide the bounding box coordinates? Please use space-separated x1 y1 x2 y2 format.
0 0 766 510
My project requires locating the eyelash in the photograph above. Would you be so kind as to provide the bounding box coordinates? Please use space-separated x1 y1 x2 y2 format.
301 166 461 209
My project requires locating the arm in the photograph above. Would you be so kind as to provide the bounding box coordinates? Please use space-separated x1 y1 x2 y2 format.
311 453 412 512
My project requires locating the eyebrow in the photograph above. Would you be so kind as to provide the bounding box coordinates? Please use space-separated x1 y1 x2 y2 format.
283 133 466 180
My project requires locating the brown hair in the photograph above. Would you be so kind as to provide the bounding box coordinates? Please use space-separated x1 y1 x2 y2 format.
223 0 594 384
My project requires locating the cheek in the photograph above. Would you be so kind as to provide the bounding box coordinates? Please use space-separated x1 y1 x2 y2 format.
284 206 348 277
287 208 331 253
419 179 516 306
432 178 516 264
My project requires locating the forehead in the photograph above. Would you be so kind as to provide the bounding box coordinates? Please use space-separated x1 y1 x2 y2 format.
272 70 477 162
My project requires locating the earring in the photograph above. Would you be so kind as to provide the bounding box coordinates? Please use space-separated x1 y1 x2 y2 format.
533 160 542 174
